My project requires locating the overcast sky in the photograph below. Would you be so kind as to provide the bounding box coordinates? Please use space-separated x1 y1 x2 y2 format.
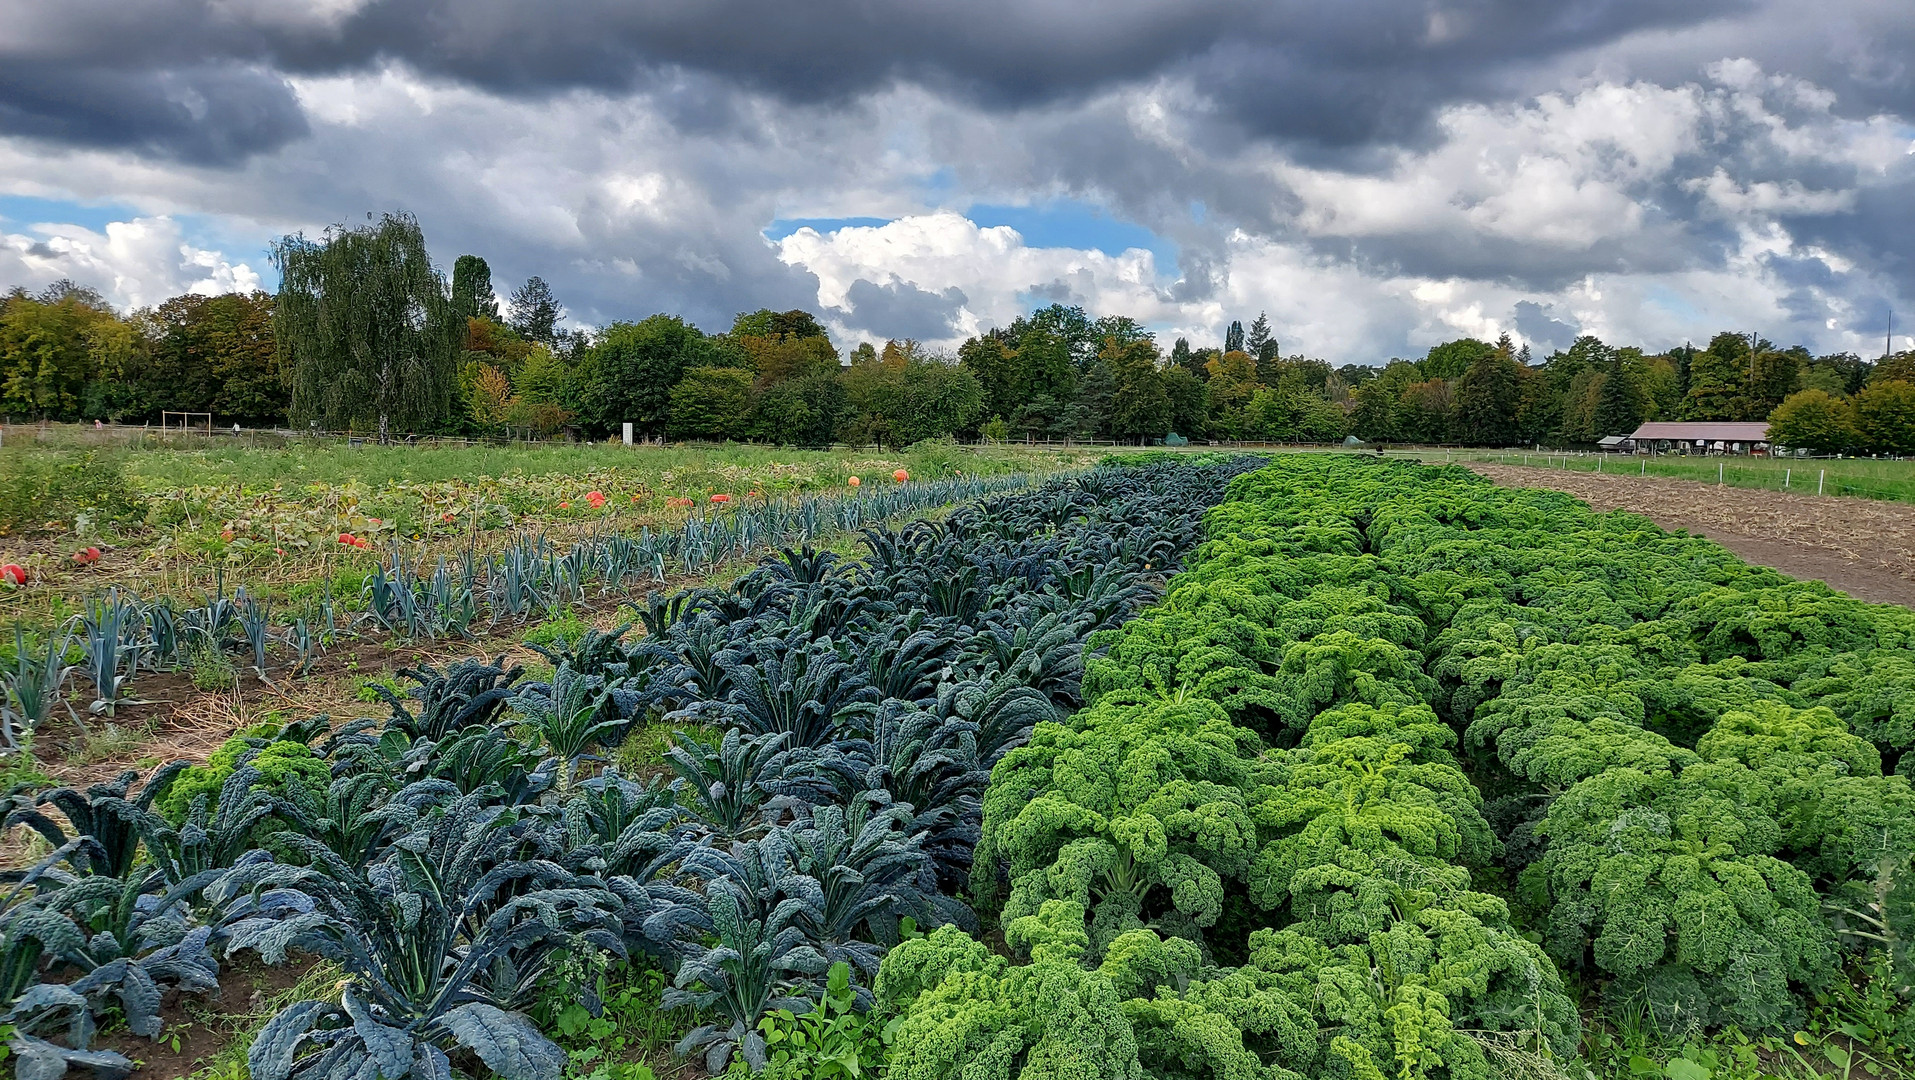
0 0 1911 363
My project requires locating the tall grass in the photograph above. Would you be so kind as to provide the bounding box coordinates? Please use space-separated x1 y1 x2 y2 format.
0 446 148 535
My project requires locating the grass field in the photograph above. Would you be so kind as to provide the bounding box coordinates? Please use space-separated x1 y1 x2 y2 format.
1387 446 1915 502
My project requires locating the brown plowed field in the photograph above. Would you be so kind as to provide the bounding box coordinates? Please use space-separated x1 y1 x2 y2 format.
1468 464 1915 609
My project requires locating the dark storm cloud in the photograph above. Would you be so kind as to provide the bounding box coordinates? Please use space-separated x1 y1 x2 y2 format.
831 279 968 340
0 61 308 164
1196 0 1749 151
3 0 1911 358
480 231 824 337
0 0 1741 161
1513 300 1580 353
1785 175 1915 279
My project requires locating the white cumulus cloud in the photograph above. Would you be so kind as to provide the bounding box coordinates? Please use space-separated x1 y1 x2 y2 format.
0 216 261 310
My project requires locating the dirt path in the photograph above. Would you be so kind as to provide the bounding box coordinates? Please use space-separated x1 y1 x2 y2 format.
1467 464 1915 609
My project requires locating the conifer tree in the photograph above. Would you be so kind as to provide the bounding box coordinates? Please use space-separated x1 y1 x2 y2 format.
450 255 498 321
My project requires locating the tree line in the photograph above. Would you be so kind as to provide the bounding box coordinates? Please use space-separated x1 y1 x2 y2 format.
5 211 1912 452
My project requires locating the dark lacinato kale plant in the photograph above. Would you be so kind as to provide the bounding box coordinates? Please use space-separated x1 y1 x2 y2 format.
226 792 625 1080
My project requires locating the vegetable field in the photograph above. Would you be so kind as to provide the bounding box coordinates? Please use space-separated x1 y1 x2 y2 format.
927 454 1914 1080
0 434 1103 624
0 455 1264 1078
1 453 1910 1080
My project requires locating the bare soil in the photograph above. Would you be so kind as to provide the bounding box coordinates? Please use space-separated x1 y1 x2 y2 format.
93 953 313 1078
1468 464 1915 609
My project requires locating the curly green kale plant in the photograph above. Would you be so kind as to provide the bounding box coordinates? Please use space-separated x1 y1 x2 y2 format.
874 901 1144 1080
973 693 1262 956
1247 702 1498 944
1523 764 1833 1031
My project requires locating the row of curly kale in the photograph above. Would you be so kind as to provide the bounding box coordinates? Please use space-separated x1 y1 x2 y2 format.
879 456 1579 1080
1205 456 1913 1032
0 454 1265 1080
880 454 1914 1080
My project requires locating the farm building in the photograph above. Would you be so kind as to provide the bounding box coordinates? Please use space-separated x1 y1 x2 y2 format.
1626 420 1772 454
1596 434 1634 451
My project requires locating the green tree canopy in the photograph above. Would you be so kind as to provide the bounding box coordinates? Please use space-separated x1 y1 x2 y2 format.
1748 344 1800 417
666 366 754 441
1591 356 1647 439
1684 332 1755 420
507 275 562 344
1246 311 1278 363
958 333 1017 420
1421 338 1492 380
842 340 984 446
449 255 498 322
192 292 283 424
730 308 828 341
1162 365 1207 439
748 371 845 445
0 282 121 420
575 314 713 436
1005 303 1099 369
1768 388 1856 453
1854 380 1915 455
275 212 462 439
1204 349 1260 437
1098 336 1169 442
1349 378 1399 442
1453 346 1525 446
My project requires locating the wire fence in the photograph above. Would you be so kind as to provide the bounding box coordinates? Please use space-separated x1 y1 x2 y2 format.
0 423 1366 455
0 422 1160 453
1395 447 1915 505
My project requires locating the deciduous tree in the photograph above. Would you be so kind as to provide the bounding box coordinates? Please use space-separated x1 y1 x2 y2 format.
1768 388 1856 453
275 212 462 440
1854 380 1915 455
1683 332 1754 420
0 282 121 420
574 314 713 436
466 363 513 431
1099 337 1169 443
667 366 754 441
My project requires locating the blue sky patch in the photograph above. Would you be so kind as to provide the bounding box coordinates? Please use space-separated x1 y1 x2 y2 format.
0 194 142 234
1645 284 1704 326
966 201 1175 271
0 194 279 288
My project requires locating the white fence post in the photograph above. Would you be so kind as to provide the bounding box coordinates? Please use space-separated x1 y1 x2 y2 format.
1818 469 1825 495
622 422 633 446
